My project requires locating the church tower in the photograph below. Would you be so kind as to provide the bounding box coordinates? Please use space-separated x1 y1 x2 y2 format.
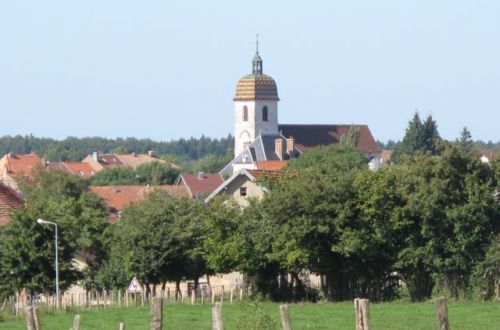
233 44 279 157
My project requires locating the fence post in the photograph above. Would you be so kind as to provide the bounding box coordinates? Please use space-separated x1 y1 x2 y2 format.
32 305 40 330
191 291 195 305
23 306 36 330
435 297 450 330
279 304 292 330
212 302 224 330
149 297 163 330
230 289 234 304
354 298 372 330
239 288 243 301
72 314 81 330
119 322 125 330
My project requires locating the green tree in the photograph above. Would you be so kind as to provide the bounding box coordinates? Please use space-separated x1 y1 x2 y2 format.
457 127 473 153
193 152 233 174
0 168 107 296
340 125 360 148
392 113 441 162
135 162 180 185
90 167 137 186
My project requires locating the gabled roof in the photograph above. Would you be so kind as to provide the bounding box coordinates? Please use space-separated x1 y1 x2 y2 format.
90 185 189 212
205 169 257 204
47 162 95 177
179 173 224 199
278 124 381 154
220 133 300 175
116 154 166 169
2 153 41 179
0 182 23 227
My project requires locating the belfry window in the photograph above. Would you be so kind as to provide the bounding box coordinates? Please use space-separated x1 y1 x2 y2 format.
262 106 268 121
243 106 248 121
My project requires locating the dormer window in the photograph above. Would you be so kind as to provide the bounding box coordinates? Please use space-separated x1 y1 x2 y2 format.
262 106 268 121
243 106 248 122
240 187 247 197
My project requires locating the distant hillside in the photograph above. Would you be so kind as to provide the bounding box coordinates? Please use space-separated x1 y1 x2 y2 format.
0 134 234 162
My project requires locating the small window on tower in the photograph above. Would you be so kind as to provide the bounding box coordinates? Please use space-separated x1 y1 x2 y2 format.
243 106 248 122
240 187 247 197
262 106 268 121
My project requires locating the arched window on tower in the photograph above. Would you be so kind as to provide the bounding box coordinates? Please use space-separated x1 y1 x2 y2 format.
243 106 248 121
262 106 268 122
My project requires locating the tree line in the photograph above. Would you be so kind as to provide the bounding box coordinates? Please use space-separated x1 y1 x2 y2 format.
0 134 233 162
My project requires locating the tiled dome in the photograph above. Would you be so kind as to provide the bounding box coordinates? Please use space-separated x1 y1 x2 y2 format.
234 74 279 101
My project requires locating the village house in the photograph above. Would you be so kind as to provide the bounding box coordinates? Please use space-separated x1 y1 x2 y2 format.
0 152 42 191
177 172 224 200
90 185 189 223
45 161 96 178
0 181 23 228
82 151 168 172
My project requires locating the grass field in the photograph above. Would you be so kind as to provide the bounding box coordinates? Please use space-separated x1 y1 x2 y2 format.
0 300 499 329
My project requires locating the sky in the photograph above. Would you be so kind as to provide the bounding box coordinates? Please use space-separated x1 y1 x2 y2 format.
0 1 499 143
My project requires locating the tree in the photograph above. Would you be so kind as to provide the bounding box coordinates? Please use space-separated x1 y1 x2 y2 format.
135 162 180 185
392 112 441 162
193 152 233 174
0 168 108 296
90 167 137 186
340 125 360 148
457 127 473 153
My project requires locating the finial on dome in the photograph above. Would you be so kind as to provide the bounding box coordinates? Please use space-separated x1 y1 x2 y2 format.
252 34 263 75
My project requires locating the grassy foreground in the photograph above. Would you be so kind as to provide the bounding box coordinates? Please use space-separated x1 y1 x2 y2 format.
0 300 499 329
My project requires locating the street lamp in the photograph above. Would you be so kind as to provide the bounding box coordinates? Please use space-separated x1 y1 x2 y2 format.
37 218 59 309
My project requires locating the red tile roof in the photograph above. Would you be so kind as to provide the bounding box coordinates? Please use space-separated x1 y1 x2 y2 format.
0 182 23 227
3 153 42 180
47 162 95 177
381 150 393 163
278 124 381 154
481 150 500 161
247 169 283 179
180 173 224 199
91 185 189 212
256 161 288 171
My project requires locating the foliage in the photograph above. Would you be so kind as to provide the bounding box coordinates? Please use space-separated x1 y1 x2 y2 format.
0 168 108 296
392 112 441 162
0 134 233 161
472 235 500 301
457 127 473 153
192 152 233 174
89 163 180 186
340 125 360 148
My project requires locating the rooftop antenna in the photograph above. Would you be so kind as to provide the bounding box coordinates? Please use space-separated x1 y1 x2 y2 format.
256 34 259 54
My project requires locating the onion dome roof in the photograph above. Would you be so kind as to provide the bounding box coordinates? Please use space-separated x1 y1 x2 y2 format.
234 51 279 101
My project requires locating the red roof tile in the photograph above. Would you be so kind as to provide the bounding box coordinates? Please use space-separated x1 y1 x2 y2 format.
3 153 42 180
0 182 23 227
90 185 189 211
278 124 381 154
180 173 224 199
256 161 288 170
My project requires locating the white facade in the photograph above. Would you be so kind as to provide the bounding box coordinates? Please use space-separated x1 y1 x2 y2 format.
234 100 278 156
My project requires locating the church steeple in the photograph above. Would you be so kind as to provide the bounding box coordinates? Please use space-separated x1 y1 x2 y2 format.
252 35 263 75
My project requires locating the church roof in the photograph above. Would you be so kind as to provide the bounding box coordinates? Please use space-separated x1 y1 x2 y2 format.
278 124 381 155
234 74 279 101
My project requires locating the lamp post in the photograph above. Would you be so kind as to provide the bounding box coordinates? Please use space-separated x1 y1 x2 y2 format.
37 218 59 309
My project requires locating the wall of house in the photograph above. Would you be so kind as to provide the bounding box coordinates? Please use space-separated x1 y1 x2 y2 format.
224 175 264 207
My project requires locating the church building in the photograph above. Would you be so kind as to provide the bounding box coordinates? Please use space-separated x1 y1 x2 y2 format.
220 47 381 176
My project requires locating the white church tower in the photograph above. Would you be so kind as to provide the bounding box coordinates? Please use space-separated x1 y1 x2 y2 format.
233 43 279 157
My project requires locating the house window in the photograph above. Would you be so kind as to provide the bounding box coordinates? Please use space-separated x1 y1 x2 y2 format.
240 187 247 197
243 106 248 121
262 106 268 121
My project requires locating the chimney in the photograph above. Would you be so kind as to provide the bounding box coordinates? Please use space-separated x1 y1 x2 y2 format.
275 138 285 160
286 136 295 154
92 151 98 161
197 171 205 180
148 150 156 157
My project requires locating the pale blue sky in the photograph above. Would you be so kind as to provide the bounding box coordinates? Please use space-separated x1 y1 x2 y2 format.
0 1 499 142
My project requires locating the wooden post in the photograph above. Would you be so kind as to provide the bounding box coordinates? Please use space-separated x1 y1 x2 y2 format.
73 314 81 330
149 297 163 330
141 291 144 307
212 302 224 330
354 298 372 330
32 305 40 330
279 304 292 330
119 322 125 330
118 290 121 307
435 297 450 330
211 291 215 304
23 306 36 330
230 289 234 304
239 288 243 301
191 291 195 305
